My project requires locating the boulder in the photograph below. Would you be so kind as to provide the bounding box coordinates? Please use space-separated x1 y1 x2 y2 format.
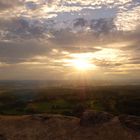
119 115 140 131
80 110 114 127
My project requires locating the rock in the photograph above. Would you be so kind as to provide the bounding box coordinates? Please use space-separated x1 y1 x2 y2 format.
0 114 139 140
119 115 140 131
0 134 6 140
30 114 51 122
80 110 114 127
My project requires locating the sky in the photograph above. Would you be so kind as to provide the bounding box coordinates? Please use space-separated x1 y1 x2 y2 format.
0 0 140 81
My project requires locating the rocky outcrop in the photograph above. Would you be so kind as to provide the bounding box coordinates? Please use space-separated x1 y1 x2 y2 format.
119 115 140 131
80 110 114 127
0 111 139 140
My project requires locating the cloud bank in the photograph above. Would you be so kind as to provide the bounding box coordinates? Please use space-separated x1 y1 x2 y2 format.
0 0 139 81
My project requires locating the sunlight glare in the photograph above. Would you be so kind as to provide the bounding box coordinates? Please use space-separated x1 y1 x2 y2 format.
64 53 96 71
72 59 94 71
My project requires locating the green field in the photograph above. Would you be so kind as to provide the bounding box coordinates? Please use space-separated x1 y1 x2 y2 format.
0 85 139 116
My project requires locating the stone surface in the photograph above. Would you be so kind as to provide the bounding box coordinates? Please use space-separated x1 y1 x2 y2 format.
0 112 139 140
119 115 140 131
0 134 7 140
80 110 114 126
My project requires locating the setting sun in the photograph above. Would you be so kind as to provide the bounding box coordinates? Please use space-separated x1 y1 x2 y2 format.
72 59 94 71
62 53 97 71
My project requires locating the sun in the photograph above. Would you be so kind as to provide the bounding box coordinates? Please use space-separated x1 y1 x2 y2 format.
71 58 95 71
62 53 96 71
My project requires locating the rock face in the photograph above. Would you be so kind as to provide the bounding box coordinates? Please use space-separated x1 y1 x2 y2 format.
0 111 139 140
119 115 140 131
80 110 114 127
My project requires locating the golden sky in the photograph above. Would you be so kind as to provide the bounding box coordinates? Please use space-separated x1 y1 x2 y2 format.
0 0 140 82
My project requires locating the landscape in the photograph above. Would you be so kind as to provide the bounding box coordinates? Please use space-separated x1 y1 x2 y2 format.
0 81 139 139
0 81 139 117
0 0 140 140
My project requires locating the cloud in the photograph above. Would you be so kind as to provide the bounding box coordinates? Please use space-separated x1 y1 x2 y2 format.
115 5 140 31
0 0 22 11
0 0 139 80
0 39 50 64
25 1 39 10
0 17 46 40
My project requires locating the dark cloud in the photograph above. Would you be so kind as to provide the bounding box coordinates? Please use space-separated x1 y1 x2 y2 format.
74 18 87 27
25 1 39 10
0 40 50 64
11 18 46 38
0 17 46 40
90 18 116 34
73 17 117 35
